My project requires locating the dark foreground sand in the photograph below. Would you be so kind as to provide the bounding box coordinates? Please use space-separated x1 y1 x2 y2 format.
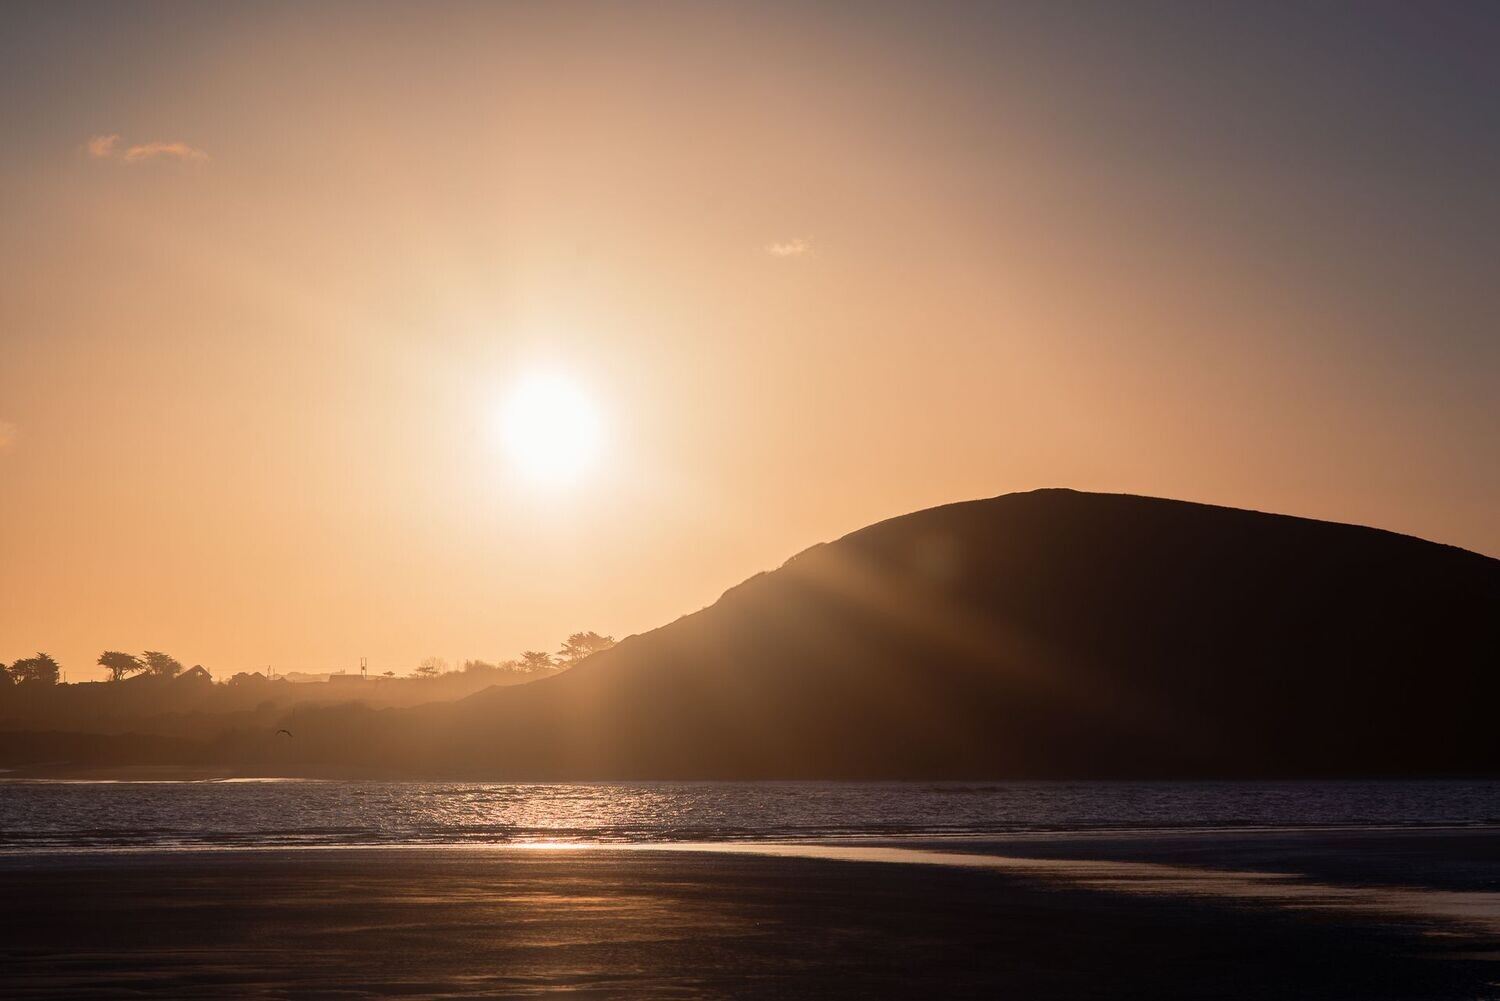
2 830 1498 1000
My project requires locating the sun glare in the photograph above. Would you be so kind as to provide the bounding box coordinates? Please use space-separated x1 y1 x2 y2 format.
498 370 605 488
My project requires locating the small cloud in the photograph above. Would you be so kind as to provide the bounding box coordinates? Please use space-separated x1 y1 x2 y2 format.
123 140 210 164
83 134 209 165
766 237 813 259
85 133 120 158
0 421 17 453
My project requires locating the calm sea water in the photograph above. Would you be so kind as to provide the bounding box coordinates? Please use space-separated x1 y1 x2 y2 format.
1 780 1497 852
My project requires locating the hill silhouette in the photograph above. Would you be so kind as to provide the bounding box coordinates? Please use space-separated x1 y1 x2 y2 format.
5 490 1496 779
205 489 1496 779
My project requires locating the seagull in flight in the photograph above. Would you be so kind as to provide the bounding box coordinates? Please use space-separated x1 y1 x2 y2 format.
276 728 293 738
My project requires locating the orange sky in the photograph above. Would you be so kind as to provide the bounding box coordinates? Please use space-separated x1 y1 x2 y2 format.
2 2 1496 680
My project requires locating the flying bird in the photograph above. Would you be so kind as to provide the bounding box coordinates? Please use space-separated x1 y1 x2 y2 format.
276 728 293 737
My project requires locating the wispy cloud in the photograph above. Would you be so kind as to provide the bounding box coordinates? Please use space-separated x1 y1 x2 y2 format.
122 140 209 164
0 421 17 453
766 238 813 259
85 133 120 158
84 134 209 165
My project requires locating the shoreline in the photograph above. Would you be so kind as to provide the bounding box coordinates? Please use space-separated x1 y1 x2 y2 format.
3 818 1498 855
7 830 1500 933
4 832 1498 999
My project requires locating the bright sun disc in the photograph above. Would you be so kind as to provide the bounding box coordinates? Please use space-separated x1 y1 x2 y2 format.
498 370 604 487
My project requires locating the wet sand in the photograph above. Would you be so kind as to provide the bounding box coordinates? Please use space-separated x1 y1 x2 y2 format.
2 831 1498 999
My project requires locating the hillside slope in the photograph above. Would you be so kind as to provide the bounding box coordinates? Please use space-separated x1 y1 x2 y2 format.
258 489 1498 779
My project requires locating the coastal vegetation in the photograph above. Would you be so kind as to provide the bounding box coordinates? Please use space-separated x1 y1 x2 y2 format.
1 632 614 690
0 632 616 757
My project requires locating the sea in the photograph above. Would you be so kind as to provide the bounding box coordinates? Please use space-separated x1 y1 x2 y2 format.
1 779 1497 852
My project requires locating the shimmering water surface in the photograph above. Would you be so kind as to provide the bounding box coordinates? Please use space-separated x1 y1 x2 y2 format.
1 780 1496 852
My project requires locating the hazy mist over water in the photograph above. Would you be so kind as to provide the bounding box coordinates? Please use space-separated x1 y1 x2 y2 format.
2 781 1497 852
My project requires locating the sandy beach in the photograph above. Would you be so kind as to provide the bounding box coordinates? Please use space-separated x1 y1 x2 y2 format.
3 830 1498 999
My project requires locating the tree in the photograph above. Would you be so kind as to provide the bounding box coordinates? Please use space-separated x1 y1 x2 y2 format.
413 656 447 678
98 650 145 682
519 650 555 672
10 653 61 686
141 650 184 679
0 662 10 685
556 631 616 666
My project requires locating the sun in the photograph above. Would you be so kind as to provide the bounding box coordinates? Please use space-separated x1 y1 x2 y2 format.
497 369 605 487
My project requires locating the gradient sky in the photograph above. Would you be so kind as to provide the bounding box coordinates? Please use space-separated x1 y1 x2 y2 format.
2 1 1497 680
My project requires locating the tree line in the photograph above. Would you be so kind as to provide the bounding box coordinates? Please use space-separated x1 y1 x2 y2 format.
413 631 617 678
2 632 616 687
1 650 196 686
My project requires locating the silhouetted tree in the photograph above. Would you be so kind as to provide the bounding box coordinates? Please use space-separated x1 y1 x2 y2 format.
0 662 10 685
519 650 555 672
10 653 61 686
141 651 184 679
98 650 145 682
382 670 395 678
557 631 616 666
414 656 447 678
